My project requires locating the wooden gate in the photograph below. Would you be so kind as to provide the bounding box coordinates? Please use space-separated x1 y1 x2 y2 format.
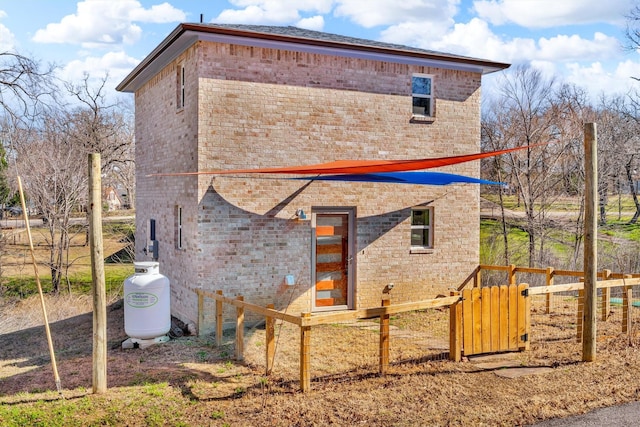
461 284 530 356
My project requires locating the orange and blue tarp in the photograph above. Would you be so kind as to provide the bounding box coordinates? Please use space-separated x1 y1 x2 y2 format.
150 143 540 185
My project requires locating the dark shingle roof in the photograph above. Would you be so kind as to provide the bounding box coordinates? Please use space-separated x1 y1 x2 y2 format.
207 24 445 55
197 23 502 65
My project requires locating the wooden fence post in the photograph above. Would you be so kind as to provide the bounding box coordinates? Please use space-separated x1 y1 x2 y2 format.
300 312 312 392
235 296 244 361
582 122 597 362
197 290 205 338
508 264 516 286
474 266 481 288
601 269 611 321
449 291 462 362
266 303 275 376
216 290 223 346
545 267 554 314
623 275 632 335
88 154 106 394
379 298 390 375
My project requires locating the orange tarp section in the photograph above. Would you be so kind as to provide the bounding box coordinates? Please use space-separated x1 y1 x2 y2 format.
149 144 543 177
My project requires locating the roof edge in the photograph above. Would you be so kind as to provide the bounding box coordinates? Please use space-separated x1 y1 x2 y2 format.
117 23 510 93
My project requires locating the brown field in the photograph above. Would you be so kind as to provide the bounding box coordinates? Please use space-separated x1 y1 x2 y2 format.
1 225 129 278
2 292 640 426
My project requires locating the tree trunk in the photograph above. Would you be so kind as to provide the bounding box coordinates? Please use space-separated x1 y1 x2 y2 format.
498 187 510 266
626 159 640 224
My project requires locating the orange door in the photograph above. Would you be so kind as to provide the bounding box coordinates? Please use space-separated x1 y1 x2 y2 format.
312 211 354 311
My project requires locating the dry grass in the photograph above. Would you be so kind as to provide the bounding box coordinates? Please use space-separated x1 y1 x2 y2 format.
3 293 640 426
1 226 129 278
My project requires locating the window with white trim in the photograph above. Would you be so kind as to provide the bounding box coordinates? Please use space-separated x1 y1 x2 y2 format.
411 207 433 249
412 74 433 117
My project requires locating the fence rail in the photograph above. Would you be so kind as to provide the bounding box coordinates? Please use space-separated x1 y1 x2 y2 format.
459 264 640 291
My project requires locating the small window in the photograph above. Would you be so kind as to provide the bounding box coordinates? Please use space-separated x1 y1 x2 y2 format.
177 64 185 109
411 207 433 249
175 206 183 249
412 74 433 117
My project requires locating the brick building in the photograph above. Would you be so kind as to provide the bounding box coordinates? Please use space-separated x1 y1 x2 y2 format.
117 23 509 333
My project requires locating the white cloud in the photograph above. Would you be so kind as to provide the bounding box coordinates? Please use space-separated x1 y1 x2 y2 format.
473 0 633 28
32 0 186 48
59 50 139 88
422 18 536 62
386 16 624 68
614 59 640 81
214 0 333 25
0 10 16 51
335 0 459 29
0 20 16 52
537 32 622 62
129 2 185 23
296 16 325 31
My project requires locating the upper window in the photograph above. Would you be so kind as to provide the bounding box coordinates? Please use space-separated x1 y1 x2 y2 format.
177 64 185 109
411 207 433 249
412 74 433 117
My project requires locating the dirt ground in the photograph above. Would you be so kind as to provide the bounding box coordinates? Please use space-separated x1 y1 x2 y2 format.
2 294 640 426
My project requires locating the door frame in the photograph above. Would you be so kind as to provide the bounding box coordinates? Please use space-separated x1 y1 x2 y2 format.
311 206 356 312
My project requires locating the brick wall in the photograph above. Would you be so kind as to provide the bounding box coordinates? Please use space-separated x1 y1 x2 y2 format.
135 39 482 333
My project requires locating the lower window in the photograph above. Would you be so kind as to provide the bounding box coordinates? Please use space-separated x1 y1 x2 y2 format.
411 207 433 249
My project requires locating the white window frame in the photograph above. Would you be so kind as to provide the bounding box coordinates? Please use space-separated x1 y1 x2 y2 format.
411 73 434 118
410 207 434 250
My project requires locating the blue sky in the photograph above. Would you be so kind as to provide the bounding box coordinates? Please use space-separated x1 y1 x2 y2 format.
1 0 639 102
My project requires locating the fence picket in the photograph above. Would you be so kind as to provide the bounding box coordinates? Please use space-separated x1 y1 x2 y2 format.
490 286 500 352
508 285 518 350
499 285 509 350
462 289 473 356
472 288 482 355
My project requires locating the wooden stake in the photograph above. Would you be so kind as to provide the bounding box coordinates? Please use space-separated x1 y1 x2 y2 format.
583 123 597 362
88 154 107 393
235 296 244 361
300 312 312 392
17 176 63 396
449 291 462 362
266 303 275 376
197 290 204 337
545 267 554 314
379 298 390 375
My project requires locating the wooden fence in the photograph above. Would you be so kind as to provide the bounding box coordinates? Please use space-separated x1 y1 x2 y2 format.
460 265 640 343
196 289 459 392
196 265 640 392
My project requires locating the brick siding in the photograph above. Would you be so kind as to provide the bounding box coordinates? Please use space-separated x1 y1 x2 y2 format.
134 40 482 333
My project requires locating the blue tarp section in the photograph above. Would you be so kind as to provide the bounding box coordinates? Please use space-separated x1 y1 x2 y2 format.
293 171 504 186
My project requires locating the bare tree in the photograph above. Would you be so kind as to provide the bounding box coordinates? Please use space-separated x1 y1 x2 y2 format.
488 65 564 267
0 51 57 123
66 74 132 169
482 67 599 269
10 111 87 293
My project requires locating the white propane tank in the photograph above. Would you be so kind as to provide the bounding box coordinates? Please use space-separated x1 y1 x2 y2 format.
124 261 171 340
